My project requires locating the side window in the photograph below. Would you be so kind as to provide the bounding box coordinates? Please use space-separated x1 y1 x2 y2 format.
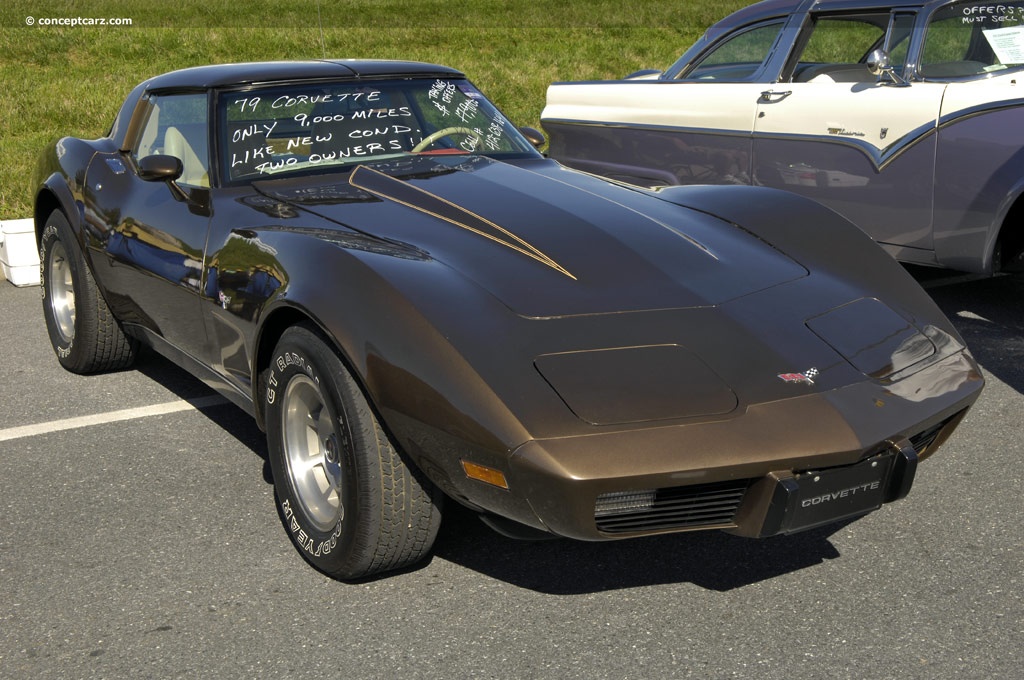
921 1 1024 78
133 93 210 187
791 14 889 82
681 22 785 81
885 13 916 70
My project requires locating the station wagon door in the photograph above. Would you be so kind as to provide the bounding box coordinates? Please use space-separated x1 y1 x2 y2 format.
752 11 946 256
544 19 792 187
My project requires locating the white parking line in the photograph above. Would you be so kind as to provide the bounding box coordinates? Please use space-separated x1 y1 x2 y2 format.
0 395 231 442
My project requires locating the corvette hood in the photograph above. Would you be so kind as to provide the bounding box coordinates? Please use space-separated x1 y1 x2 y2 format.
255 156 807 317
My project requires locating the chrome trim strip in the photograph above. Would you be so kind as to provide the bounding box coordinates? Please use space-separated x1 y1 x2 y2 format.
751 124 938 171
543 117 753 140
937 97 1024 129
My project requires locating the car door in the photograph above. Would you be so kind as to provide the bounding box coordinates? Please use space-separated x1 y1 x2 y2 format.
751 11 946 253
82 91 213 355
640 20 794 185
544 18 792 187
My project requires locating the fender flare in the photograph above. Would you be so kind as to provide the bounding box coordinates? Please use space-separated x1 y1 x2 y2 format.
35 175 83 246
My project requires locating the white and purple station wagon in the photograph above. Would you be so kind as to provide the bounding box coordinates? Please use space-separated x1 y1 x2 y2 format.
542 0 1024 274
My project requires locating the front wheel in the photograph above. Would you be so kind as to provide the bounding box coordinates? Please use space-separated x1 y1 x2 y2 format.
39 209 137 373
264 325 442 579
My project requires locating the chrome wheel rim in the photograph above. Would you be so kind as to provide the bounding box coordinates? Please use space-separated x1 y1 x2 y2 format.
281 374 344 532
48 240 76 342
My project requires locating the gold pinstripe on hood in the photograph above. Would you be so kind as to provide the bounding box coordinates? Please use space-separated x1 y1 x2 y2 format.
349 164 576 280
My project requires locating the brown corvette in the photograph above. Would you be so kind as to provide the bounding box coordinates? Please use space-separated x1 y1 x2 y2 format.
34 61 982 579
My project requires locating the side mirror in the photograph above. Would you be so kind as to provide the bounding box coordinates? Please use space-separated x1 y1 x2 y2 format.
136 154 190 202
866 49 908 86
137 154 183 182
519 126 546 150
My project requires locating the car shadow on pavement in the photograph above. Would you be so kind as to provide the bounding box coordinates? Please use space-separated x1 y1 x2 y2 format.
916 270 1024 394
431 502 848 593
133 350 273 484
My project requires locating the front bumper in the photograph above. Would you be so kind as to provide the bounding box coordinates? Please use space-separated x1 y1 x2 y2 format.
501 351 980 541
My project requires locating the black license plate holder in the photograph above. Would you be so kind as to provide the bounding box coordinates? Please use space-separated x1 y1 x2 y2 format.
775 452 896 535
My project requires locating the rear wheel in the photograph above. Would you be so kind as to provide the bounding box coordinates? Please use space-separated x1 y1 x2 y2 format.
264 325 442 579
39 209 137 373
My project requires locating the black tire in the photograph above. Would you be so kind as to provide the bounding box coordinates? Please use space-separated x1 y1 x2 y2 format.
39 209 137 373
264 325 442 579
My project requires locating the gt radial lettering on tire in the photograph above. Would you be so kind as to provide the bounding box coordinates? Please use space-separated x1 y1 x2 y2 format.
264 324 442 579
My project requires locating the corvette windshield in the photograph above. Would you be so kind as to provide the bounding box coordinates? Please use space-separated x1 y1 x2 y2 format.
219 78 537 182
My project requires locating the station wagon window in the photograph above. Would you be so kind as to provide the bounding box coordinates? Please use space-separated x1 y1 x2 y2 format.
680 21 785 81
921 1 1024 78
790 13 892 82
133 93 210 187
884 13 916 67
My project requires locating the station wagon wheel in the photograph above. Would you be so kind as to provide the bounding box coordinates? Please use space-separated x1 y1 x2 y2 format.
264 325 442 579
412 126 481 152
39 209 137 373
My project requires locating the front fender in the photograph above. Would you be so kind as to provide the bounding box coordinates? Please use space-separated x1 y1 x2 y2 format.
647 184 962 337
247 227 531 455
35 173 80 242
33 136 112 248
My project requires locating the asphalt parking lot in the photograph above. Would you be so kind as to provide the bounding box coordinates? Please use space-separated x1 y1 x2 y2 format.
1 271 1021 680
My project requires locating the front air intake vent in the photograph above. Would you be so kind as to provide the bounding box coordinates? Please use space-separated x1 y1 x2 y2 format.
595 480 750 534
909 412 961 459
909 423 943 456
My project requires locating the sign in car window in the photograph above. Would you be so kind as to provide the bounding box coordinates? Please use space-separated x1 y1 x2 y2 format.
923 2 1024 76
219 79 533 183
984 24 1024 63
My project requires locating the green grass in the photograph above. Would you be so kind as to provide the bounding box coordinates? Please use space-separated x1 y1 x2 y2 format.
0 0 748 219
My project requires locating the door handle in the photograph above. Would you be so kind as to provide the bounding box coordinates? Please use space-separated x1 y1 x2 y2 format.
759 90 793 102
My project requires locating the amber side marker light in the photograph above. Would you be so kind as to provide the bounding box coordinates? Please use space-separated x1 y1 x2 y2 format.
460 460 509 489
